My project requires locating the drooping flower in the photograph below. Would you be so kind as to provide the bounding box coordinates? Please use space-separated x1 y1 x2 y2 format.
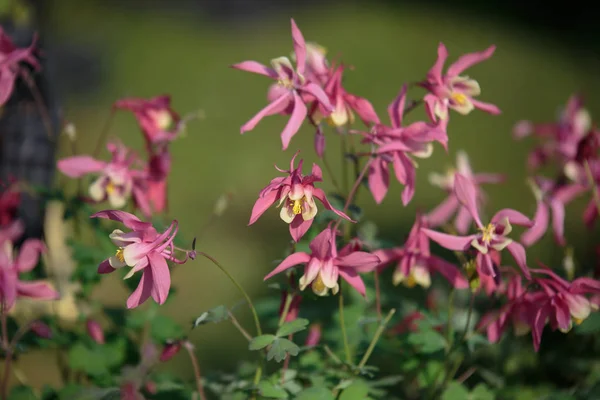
264 226 380 296
0 27 40 107
423 174 533 280
427 150 504 234
374 214 468 289
420 43 500 124
0 224 59 311
114 95 182 149
249 152 352 242
232 19 333 150
57 141 151 214
520 177 587 246
359 85 447 205
0 177 21 228
91 210 188 308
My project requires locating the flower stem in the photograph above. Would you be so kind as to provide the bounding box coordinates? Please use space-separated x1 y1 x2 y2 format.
22 71 55 139
92 109 116 158
228 311 252 342
342 158 372 214
338 284 352 364
197 252 263 385
278 292 294 327
183 342 207 400
357 308 396 370
584 160 600 217
341 132 349 194
446 288 456 348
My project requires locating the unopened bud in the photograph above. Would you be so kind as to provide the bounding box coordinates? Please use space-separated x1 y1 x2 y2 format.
305 324 322 347
30 321 52 339
160 340 182 362
144 381 157 395
86 319 105 344
314 127 325 158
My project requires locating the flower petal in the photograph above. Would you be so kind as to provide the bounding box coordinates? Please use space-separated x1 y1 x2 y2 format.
280 92 307 150
148 252 171 305
241 93 292 134
430 256 468 289
230 61 278 78
387 84 407 128
427 195 460 228
91 210 152 231
264 252 311 281
126 269 153 309
16 239 45 272
289 216 312 242
520 201 549 247
249 190 279 225
338 267 366 297
421 228 474 251
470 99 501 115
16 281 60 300
336 251 381 273
549 200 566 246
426 43 448 84
290 19 307 77
446 45 496 77
506 241 531 280
312 188 353 222
57 156 106 178
492 209 532 227
453 174 483 227
98 259 116 274
368 159 389 204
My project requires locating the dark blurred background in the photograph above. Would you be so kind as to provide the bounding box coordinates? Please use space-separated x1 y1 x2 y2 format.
2 0 600 388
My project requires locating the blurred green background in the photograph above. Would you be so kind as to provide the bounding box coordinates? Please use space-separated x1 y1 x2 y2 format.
13 0 600 388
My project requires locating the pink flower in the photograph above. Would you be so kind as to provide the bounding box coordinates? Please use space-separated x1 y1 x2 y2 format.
302 42 330 85
91 210 187 308
313 64 379 128
114 95 182 148
264 226 380 296
58 142 153 215
420 43 500 124
305 324 322 347
360 85 447 205
520 177 587 246
423 174 533 280
249 152 352 242
374 214 468 289
160 340 182 362
0 226 59 311
0 27 40 106
0 178 21 228
232 19 333 150
428 150 504 234
86 319 105 344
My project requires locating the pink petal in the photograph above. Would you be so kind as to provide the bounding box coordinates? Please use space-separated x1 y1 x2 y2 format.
506 241 531 280
98 259 116 274
454 205 473 235
290 19 307 77
336 251 380 273
571 277 600 294
552 296 571 331
453 174 483 227
480 310 503 343
474 173 505 185
300 82 333 112
553 183 587 204
280 92 307 150
392 152 407 184
421 228 475 251
345 93 380 125
2 272 17 310
583 199 598 229
430 256 468 289
549 200 566 246
372 248 402 270
57 156 106 178
289 216 313 242
249 190 278 225
264 252 311 281
126 269 153 309
477 252 495 276
0 69 17 107
241 93 292 134
533 303 551 352
427 43 448 84
16 281 60 300
470 99 501 115
231 61 278 78
148 252 171 305
338 267 366 297
91 210 152 231
368 159 389 204
423 93 441 123
309 228 334 260
427 195 460 228
387 84 407 128
520 202 549 247
446 45 496 77
492 209 533 227
312 188 353 222
376 141 413 154
0 220 24 244
16 239 45 272
400 155 416 206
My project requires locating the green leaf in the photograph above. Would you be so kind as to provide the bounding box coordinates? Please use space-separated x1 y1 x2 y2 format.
266 338 300 363
276 318 309 337
339 380 370 400
442 382 470 400
151 314 185 342
249 334 276 351
193 305 230 327
407 330 447 353
471 384 495 400
295 387 335 400
257 381 289 399
67 338 126 378
575 312 600 334
8 386 37 400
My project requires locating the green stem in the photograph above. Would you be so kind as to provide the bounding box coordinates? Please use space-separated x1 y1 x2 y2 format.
374 271 382 322
357 308 396 370
92 109 116 158
446 288 456 349
278 292 294 327
338 284 352 364
341 132 349 194
197 252 263 385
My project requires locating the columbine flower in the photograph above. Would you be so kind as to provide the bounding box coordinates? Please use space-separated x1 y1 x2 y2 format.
520 177 587 246
420 43 500 124
423 174 533 279
0 225 59 311
91 210 188 308
232 18 333 150
57 141 150 212
114 95 182 148
264 227 380 296
374 214 468 289
427 150 505 234
0 27 40 106
249 152 352 242
360 85 446 205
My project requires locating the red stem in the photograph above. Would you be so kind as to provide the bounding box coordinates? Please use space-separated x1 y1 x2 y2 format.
183 342 207 400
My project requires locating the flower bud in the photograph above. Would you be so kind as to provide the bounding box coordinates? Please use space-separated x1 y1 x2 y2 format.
30 321 52 339
160 340 182 362
144 380 157 395
314 127 325 158
305 324 322 347
86 319 105 344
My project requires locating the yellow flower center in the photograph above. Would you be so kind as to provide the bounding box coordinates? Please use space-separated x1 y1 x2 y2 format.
573 317 585 325
451 92 468 106
106 181 116 195
480 223 496 243
291 198 303 215
311 273 326 295
277 78 294 89
115 248 125 263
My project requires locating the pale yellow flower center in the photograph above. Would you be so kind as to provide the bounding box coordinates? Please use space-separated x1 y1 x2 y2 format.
115 248 125 263
451 92 468 106
277 78 294 89
291 198 304 215
311 273 326 295
106 181 116 195
480 223 496 243
573 317 585 325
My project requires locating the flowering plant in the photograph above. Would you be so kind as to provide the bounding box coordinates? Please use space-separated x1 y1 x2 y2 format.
1 16 599 400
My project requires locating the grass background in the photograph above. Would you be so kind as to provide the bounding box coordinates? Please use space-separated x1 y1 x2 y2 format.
12 0 600 388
